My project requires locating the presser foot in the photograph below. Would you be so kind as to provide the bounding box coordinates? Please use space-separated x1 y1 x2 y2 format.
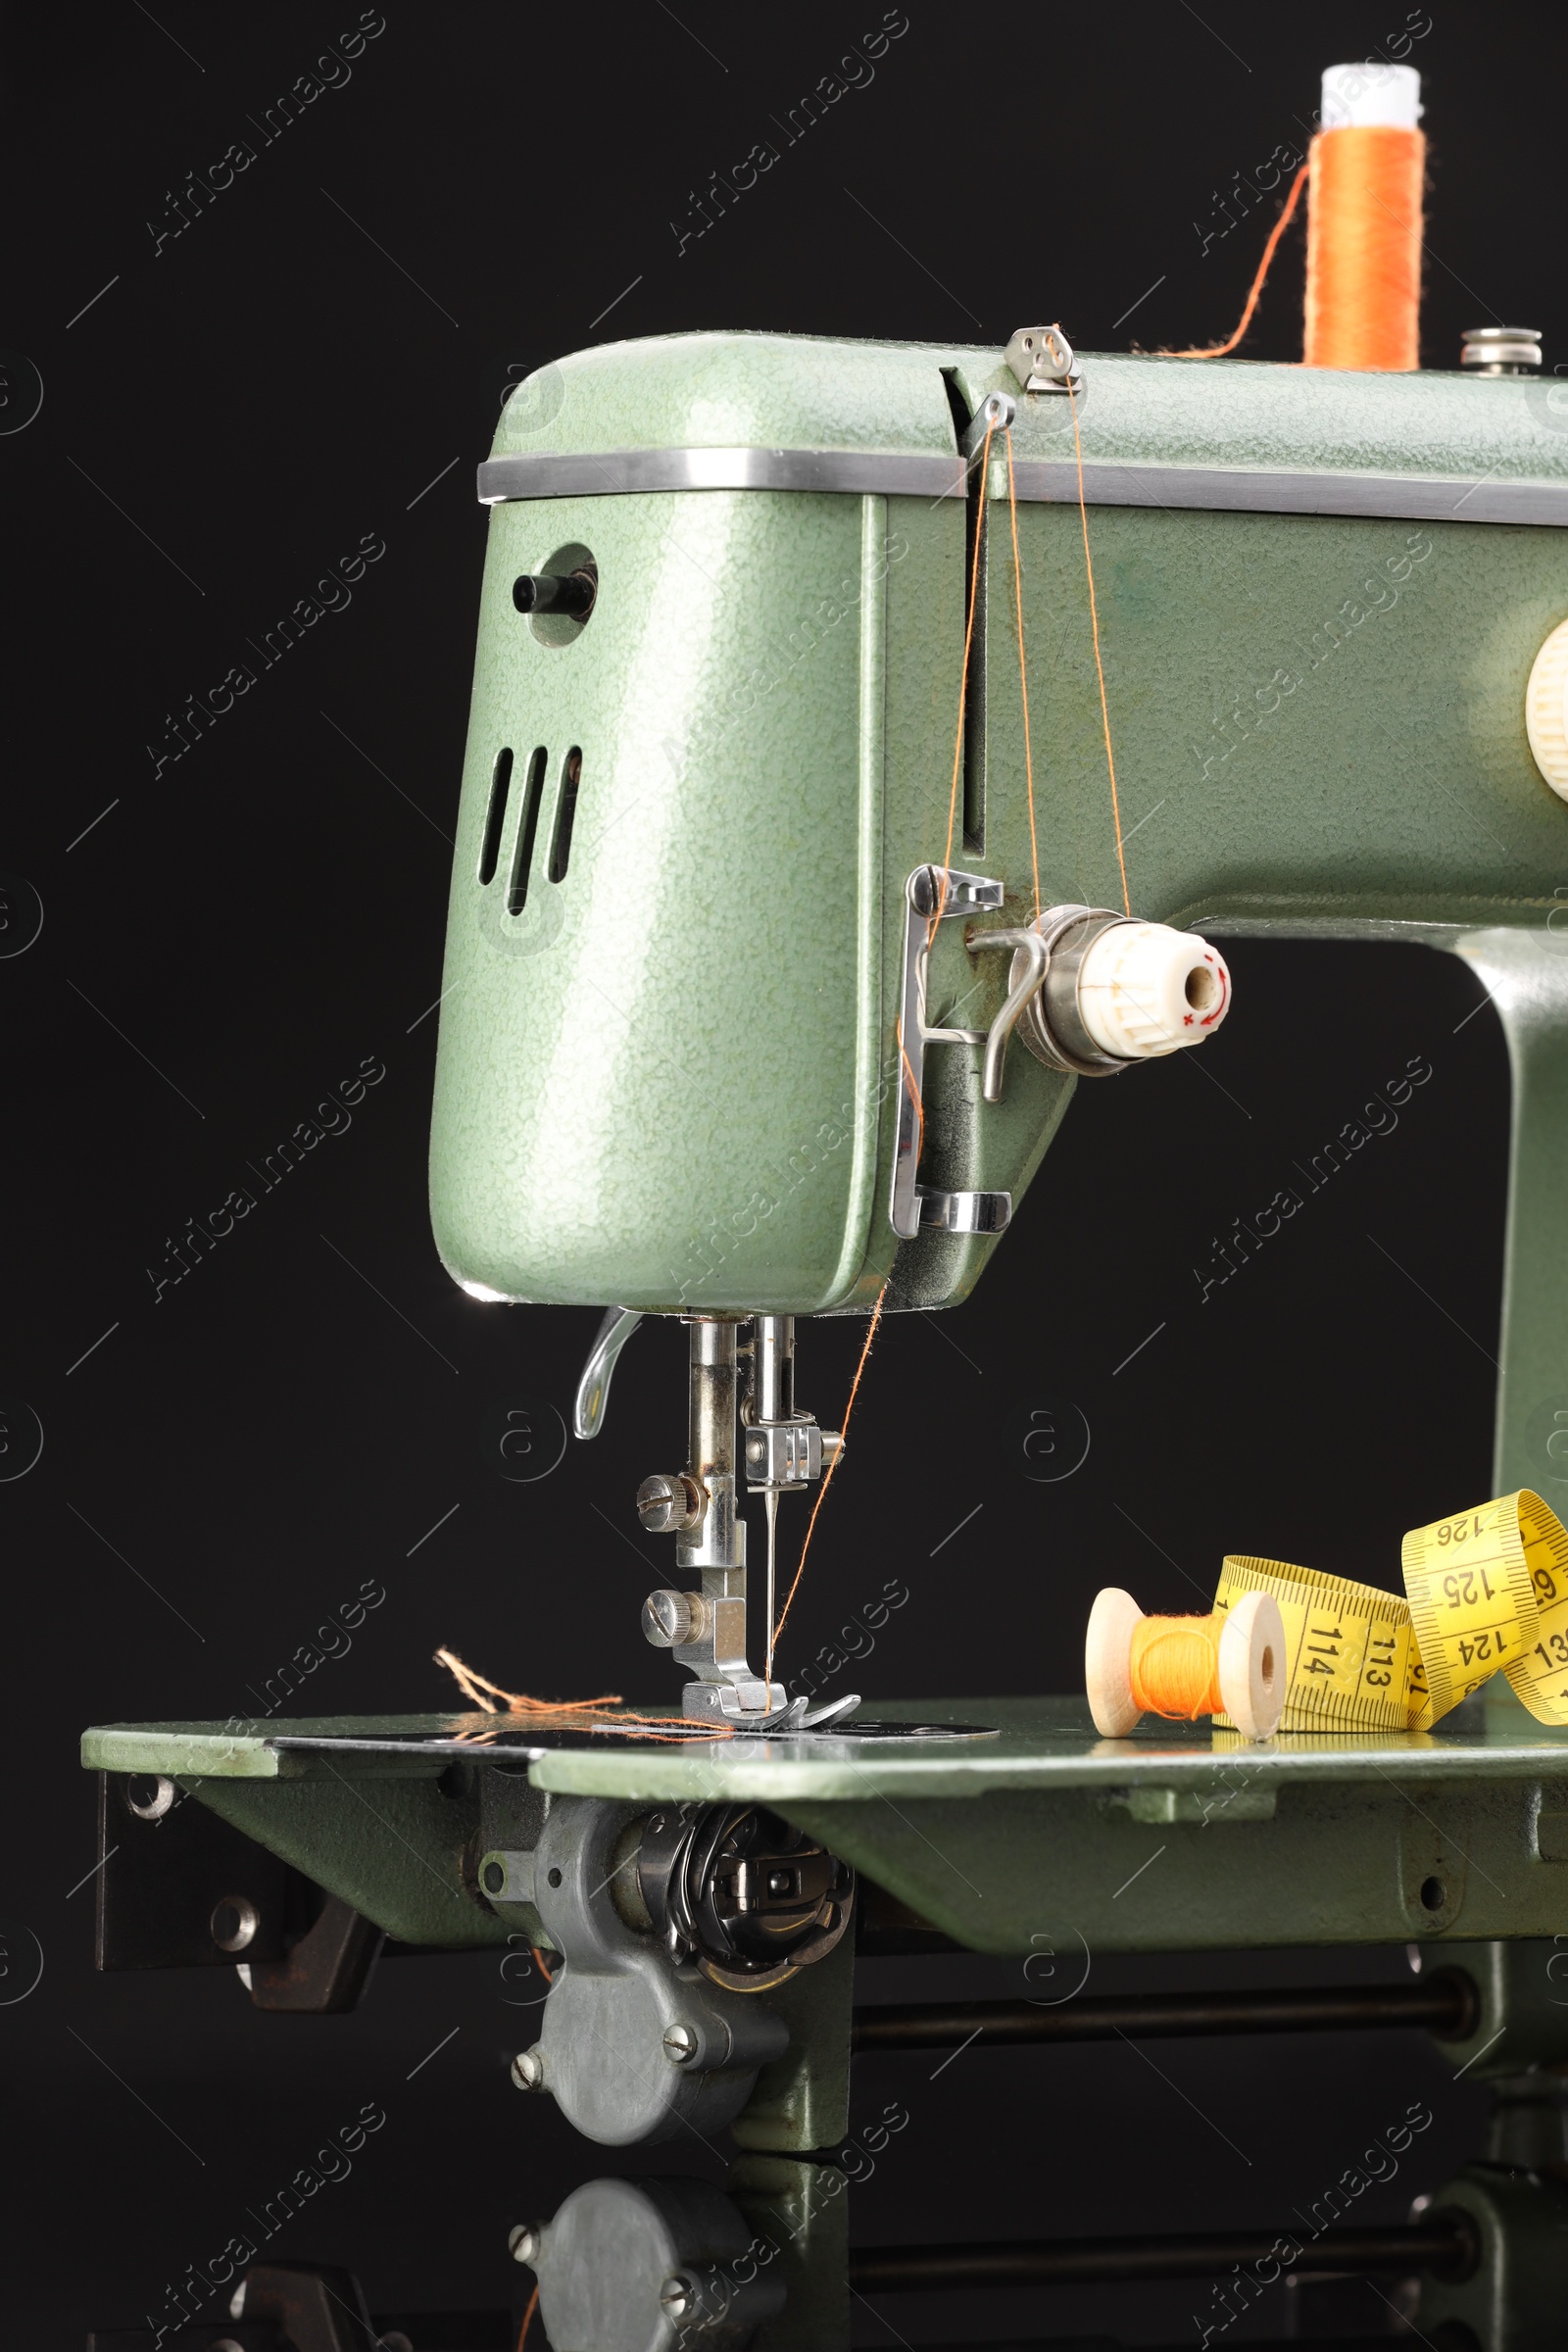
681 1681 862 1734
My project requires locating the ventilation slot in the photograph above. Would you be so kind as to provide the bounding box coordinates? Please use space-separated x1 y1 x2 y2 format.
477 747 513 885
506 748 549 916
547 748 582 884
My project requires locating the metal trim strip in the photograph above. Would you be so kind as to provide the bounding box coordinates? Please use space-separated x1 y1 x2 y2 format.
476 444 1568 527
477 447 967 504
998 456 1568 528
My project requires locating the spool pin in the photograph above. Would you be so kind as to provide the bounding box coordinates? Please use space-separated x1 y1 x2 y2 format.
1086 1589 1286 1741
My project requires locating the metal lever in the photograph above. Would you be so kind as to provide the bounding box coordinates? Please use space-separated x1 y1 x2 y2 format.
968 927 1051 1102
573 1306 643 1438
890 864 1010 1241
513 568 597 618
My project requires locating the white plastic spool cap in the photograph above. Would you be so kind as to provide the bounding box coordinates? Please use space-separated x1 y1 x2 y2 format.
1319 61 1422 130
1526 617 1568 803
1075 922 1231 1060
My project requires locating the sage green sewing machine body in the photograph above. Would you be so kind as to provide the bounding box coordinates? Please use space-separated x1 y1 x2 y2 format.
83 330 1568 2156
429 330 1568 1498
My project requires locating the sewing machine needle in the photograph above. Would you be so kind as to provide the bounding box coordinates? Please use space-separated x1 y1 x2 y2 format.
764 1486 778 1689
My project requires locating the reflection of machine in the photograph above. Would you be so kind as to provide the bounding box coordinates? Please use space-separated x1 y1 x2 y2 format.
79 60 1568 2217
81 2069 1568 2350
512 2071 1568 2352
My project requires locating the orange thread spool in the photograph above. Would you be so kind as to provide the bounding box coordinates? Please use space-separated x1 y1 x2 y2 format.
1085 1587 1285 1740
1304 123 1425 370
1128 1612 1226 1720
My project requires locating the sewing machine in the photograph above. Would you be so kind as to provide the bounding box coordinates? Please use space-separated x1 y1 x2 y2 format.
82 322 1568 2237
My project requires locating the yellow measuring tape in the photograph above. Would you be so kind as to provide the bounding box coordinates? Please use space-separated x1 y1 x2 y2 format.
1213 1491 1568 1733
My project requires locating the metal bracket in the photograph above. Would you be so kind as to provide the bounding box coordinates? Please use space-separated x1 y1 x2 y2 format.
246 1895 383 2015
516 1796 791 2145
1004 322 1083 395
960 387 1017 455
966 926 1051 1102
890 864 1012 1240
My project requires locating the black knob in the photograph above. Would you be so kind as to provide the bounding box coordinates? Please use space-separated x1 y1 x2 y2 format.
513 568 596 618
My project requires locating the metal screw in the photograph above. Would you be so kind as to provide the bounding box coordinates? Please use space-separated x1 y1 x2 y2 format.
508 2223 541 2264
642 1588 699 1648
662 2021 700 2065
510 2045 546 2091
661 2273 696 2319
637 1471 702 1533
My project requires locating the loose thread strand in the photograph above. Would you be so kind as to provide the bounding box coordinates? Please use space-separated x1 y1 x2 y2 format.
431 1648 735 1744
1004 429 1042 927
769 1281 889 1670
1162 160 1310 360
1067 383 1130 916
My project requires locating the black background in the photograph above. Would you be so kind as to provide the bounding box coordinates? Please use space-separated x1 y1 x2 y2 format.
3 3 1561 2343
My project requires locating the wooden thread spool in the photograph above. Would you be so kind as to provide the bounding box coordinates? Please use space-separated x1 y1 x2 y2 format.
1085 1589 1286 1741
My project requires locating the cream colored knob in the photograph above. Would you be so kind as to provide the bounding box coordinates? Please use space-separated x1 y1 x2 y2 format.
1076 922 1231 1059
1527 618 1568 801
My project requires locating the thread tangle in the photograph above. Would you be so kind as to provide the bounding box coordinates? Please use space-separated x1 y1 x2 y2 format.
432 1647 738 1743
1304 124 1424 370
1127 1611 1227 1720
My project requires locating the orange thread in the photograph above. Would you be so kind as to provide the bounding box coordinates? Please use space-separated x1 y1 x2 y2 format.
434 1648 621 1715
516 2283 539 2350
1304 125 1424 370
770 1280 888 1666
432 1648 738 1743
897 1030 924 1164
1066 381 1130 916
1128 1612 1227 1721
1004 429 1042 926
1163 161 1309 359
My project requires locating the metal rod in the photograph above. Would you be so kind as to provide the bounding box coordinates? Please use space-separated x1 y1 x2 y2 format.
682 1318 742 1590
755 1313 793 1687
848 2218 1475 2290
754 1313 794 1423
763 1487 777 1684
851 1969 1478 2051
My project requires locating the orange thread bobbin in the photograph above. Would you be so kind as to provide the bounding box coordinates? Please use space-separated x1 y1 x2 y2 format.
1085 1587 1286 1741
1304 63 1425 371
